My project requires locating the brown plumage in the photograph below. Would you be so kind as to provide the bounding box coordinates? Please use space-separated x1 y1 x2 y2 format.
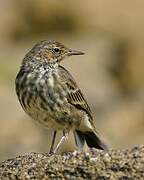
15 40 107 154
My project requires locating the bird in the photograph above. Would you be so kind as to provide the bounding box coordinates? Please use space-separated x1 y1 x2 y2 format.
15 40 107 154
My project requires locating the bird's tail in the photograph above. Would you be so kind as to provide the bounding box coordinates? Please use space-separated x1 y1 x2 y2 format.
74 130 107 150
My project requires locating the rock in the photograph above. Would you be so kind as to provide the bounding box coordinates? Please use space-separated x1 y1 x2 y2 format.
0 146 144 179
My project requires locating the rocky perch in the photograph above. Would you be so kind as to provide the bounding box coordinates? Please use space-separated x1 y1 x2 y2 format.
0 146 144 179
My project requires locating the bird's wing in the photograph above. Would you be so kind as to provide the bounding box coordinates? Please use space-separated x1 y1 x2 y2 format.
58 66 108 150
58 65 92 119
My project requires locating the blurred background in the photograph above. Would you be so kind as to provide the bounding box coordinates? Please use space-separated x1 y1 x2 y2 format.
0 0 144 161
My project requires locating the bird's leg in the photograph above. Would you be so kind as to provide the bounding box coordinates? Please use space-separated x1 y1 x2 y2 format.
53 130 69 154
49 130 57 154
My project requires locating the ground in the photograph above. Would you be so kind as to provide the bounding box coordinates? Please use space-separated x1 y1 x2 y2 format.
0 146 144 179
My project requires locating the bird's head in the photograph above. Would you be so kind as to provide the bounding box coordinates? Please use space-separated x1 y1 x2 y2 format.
27 40 84 64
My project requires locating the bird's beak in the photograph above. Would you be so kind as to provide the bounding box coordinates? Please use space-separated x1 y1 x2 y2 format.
68 50 85 56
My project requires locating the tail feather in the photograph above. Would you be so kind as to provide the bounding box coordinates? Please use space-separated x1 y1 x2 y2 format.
74 130 107 150
74 130 85 149
84 131 108 150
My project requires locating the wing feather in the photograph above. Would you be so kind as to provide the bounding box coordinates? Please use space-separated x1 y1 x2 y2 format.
58 65 92 119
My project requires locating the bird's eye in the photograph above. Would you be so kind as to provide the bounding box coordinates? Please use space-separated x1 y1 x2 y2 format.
53 47 60 53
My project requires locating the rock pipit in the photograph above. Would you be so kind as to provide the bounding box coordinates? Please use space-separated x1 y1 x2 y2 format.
15 40 107 154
